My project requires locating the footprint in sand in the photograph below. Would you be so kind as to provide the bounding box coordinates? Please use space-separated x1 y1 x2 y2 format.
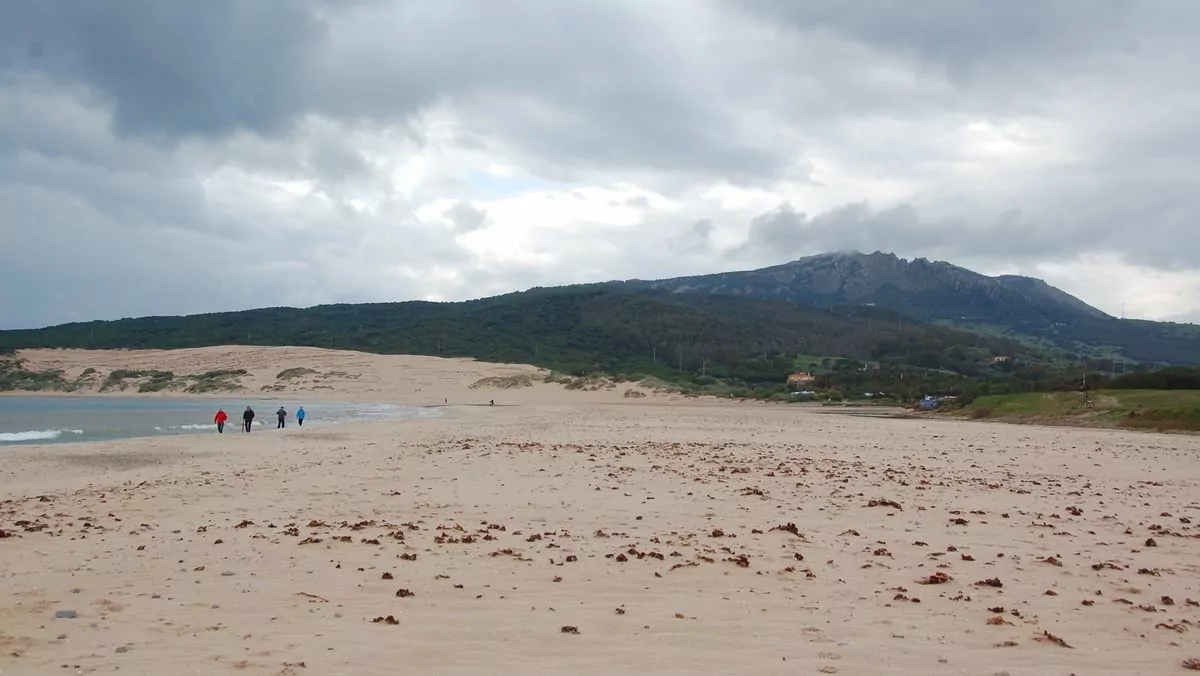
818 651 843 660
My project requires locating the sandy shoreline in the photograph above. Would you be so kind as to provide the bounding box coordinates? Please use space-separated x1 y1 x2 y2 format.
3 348 1200 675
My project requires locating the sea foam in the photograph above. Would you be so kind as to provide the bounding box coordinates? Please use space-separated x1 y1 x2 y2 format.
0 429 85 443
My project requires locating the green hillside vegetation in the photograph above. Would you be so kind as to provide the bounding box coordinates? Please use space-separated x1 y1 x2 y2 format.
1004 315 1200 365
958 388 1200 432
0 289 1036 398
1107 365 1200 390
5 287 1195 410
615 252 1200 365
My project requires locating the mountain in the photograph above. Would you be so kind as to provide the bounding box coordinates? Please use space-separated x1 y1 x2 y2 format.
0 287 1032 387
620 251 1109 323
2 251 1195 378
612 251 1200 364
992 275 1109 319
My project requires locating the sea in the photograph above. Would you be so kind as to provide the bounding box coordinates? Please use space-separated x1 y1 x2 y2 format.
0 396 435 446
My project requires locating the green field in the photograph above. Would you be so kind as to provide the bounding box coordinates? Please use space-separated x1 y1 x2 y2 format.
959 389 1200 431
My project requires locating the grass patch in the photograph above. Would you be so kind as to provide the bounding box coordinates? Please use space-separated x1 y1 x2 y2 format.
960 389 1200 431
185 369 248 394
0 358 73 392
544 372 619 391
1121 407 1200 431
102 369 172 393
277 367 319 380
469 374 535 389
135 371 177 393
198 369 249 380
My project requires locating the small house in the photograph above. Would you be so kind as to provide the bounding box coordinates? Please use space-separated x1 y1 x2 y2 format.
787 371 816 387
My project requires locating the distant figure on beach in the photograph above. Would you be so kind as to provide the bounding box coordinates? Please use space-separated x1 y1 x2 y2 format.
214 408 228 434
296 406 306 427
242 406 255 433
276 406 287 429
489 399 494 406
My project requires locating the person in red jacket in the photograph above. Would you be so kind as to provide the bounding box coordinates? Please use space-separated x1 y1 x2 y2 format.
214 408 228 434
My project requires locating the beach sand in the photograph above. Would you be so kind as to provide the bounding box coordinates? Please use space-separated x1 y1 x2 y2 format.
2 348 1200 675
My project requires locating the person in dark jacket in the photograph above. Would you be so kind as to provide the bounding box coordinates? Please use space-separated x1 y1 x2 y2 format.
276 406 287 429
242 406 255 433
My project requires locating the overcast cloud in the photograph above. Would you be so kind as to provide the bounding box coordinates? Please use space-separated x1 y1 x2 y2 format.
2 0 1198 329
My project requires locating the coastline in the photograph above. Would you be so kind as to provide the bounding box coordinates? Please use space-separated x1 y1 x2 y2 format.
0 395 441 448
7 346 1196 437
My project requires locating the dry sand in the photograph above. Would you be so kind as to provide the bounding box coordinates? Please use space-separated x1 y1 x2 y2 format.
11 346 673 405
2 348 1200 675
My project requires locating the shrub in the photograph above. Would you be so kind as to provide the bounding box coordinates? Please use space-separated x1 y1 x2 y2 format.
138 371 177 393
199 369 249 379
276 367 318 380
0 360 72 392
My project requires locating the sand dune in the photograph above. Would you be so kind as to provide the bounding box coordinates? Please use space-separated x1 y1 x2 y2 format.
12 347 660 404
2 348 1199 675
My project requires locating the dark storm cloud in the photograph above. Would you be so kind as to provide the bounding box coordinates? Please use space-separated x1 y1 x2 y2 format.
0 77 473 329
731 191 1200 273
2 0 789 181
736 0 1138 74
2 0 325 139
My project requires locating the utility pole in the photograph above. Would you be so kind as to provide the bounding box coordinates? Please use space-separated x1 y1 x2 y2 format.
702 359 708 377
652 346 656 364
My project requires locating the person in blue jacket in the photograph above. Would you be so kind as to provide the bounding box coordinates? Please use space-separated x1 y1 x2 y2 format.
296 406 306 427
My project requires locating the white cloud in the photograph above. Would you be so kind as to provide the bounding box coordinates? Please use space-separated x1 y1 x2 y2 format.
1002 256 1200 321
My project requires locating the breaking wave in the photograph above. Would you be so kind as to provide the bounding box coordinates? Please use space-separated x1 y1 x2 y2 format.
0 429 85 443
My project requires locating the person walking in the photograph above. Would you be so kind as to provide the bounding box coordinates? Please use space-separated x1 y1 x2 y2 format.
214 408 228 434
242 406 255 433
276 406 287 429
296 406 306 427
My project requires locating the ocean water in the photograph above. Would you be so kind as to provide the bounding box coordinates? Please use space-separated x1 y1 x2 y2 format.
0 396 434 446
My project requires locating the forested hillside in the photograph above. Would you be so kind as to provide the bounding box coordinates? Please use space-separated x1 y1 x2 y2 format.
0 288 1033 385
612 251 1200 364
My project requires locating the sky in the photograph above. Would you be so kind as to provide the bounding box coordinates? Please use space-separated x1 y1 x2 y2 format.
2 0 1199 330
